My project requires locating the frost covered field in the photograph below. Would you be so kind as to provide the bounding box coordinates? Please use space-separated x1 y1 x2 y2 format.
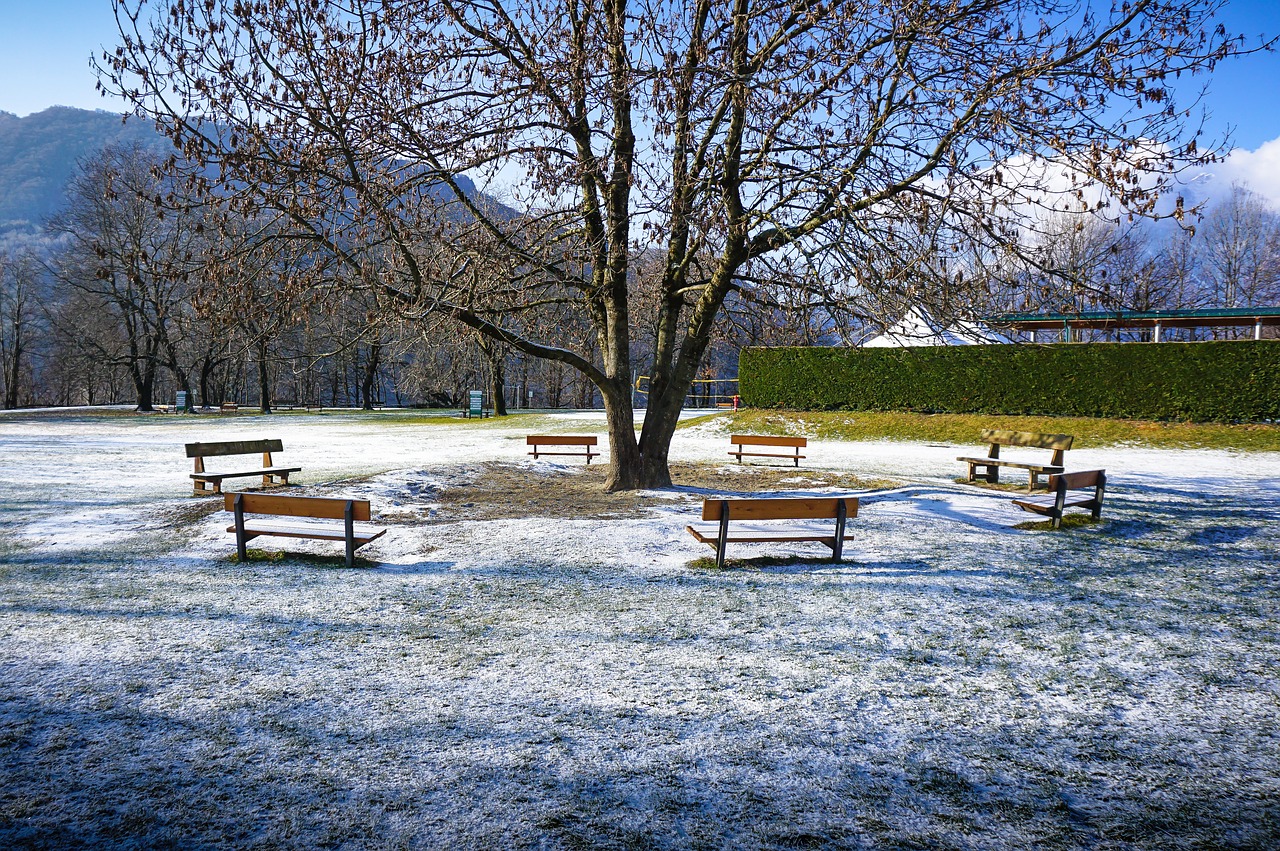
1 408 1278 850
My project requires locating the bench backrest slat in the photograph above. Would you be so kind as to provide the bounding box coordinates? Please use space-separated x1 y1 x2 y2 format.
187 439 284 458
701 496 858 521
1048 470 1105 491
979 429 1073 451
729 434 807 448
224 492 371 521
526 435 597 446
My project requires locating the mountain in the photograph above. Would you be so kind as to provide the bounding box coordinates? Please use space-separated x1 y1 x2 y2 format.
0 107 169 235
0 106 504 245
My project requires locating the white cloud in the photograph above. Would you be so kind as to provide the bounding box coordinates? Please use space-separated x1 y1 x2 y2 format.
1172 136 1280 212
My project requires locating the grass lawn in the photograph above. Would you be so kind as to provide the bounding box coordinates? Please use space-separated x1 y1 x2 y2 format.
0 408 1277 849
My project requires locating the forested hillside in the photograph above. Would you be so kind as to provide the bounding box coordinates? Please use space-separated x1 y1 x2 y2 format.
0 107 168 234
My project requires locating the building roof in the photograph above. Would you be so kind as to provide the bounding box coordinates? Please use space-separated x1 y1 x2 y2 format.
986 307 1280 332
862 307 1011 347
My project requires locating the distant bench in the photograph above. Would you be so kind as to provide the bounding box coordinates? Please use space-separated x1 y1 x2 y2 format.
219 402 238 414
186 439 302 496
225 492 386 568
686 496 857 568
1012 470 1107 529
527 435 599 464
728 434 807 467
957 429 1073 492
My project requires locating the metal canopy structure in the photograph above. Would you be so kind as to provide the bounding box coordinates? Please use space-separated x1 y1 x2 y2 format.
984 307 1280 342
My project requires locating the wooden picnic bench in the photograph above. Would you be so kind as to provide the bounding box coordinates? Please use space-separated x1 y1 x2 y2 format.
526 435 600 464
186 439 302 495
957 429 1074 492
728 434 807 467
225 492 386 568
686 496 858 568
1012 470 1106 529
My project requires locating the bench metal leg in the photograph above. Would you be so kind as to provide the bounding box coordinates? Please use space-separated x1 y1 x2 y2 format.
234 494 248 562
715 501 730 568
345 501 356 568
832 500 847 561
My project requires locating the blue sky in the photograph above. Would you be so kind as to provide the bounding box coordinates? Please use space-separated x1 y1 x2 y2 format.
2 0 1279 150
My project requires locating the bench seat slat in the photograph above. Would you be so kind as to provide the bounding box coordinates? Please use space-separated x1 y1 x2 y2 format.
192 465 303 481
687 525 854 545
227 521 387 545
527 451 600 457
956 456 1063 473
729 451 808 460
1010 495 1097 511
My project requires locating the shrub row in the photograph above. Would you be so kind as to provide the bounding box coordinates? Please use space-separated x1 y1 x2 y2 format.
739 341 1280 422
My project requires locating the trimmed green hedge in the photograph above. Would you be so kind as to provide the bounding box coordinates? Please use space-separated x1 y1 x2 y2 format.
739 342 1280 422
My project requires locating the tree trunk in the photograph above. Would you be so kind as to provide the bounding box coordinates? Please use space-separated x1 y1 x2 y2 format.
135 365 156 412
361 342 381 410
478 336 508 416
3 337 21 409
257 339 272 414
199 356 218 408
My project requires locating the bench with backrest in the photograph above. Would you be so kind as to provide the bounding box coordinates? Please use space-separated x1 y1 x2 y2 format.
686 496 858 568
957 429 1073 492
1011 470 1106 529
219 402 238 414
728 434 807 467
224 492 386 568
186 439 302 496
526 435 599 464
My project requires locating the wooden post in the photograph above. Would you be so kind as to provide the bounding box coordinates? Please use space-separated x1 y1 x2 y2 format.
344 500 356 568
715 500 730 568
832 499 847 561
234 494 248 562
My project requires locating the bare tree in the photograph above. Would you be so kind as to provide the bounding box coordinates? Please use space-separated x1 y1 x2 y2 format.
104 0 1260 487
1198 185 1280 324
0 250 42 408
46 143 205 411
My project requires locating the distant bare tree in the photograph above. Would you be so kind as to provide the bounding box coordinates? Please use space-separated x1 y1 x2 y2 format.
105 0 1261 488
0 250 41 408
46 143 205 411
1198 185 1280 324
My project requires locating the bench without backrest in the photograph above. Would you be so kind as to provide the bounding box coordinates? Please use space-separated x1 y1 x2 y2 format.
527 435 599 464
728 434 807 467
224 492 386 568
957 429 1073 492
686 496 858 568
186 439 302 495
1012 470 1106 529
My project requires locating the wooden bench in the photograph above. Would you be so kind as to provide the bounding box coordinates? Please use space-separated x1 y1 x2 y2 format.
728 434 807 467
186 439 302 495
225 492 386 568
1012 470 1106 529
526 435 599 463
219 402 238 414
957 429 1073 492
686 496 858 568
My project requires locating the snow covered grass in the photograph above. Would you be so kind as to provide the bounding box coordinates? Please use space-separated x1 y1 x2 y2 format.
1 408 1278 848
